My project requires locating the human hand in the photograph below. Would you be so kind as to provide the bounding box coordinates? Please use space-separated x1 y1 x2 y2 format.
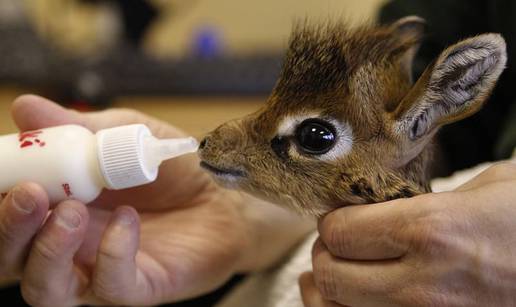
300 162 516 307
1 95 312 306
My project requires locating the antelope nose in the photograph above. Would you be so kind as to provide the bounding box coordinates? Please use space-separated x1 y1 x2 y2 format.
199 136 208 150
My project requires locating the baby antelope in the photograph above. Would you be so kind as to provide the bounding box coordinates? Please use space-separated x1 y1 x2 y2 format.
198 16 507 216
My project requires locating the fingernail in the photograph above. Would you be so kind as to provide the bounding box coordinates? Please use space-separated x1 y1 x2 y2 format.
56 207 81 229
114 209 135 227
11 186 36 214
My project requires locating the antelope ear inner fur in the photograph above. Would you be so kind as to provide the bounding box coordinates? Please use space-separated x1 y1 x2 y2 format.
393 33 507 141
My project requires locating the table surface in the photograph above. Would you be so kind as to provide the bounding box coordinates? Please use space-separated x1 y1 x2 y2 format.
0 87 265 138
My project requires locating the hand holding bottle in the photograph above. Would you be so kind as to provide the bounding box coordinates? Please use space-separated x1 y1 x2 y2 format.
0 95 313 306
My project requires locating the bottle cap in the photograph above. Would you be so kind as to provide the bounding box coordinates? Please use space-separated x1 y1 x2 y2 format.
96 124 198 190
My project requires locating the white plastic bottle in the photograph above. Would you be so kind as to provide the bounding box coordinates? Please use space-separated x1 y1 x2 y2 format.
0 124 198 204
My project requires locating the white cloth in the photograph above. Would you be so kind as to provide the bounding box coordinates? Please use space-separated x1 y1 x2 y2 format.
218 150 516 307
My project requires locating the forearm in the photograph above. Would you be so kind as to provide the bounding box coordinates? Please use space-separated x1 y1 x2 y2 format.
234 192 315 272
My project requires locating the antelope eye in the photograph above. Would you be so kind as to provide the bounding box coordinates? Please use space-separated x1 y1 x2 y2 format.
295 119 336 154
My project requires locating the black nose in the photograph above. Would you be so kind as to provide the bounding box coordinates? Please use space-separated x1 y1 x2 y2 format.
199 137 208 150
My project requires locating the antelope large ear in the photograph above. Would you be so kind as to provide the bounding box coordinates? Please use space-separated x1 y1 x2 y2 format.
388 16 426 82
393 34 507 142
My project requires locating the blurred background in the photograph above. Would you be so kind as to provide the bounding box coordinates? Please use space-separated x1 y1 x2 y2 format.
0 0 515 306
0 0 385 138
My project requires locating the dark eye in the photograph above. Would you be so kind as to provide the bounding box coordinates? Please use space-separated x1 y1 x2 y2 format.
295 118 336 154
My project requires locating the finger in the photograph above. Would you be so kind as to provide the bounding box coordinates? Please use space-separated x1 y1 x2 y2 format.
11 95 87 131
311 239 405 306
21 201 89 307
455 162 516 192
91 206 150 305
11 94 184 137
11 94 108 132
318 199 417 260
299 271 344 307
0 183 49 277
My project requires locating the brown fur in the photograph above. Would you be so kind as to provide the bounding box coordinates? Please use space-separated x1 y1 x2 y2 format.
198 17 507 217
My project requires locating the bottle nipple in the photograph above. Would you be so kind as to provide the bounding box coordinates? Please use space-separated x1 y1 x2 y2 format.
143 136 199 169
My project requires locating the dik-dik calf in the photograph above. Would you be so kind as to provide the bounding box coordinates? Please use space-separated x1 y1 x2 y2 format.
198 16 507 217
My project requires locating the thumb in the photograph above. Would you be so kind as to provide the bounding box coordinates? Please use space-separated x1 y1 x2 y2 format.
11 95 88 131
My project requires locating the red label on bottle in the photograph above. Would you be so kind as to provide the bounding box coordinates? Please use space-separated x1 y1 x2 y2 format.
62 183 73 197
19 130 45 149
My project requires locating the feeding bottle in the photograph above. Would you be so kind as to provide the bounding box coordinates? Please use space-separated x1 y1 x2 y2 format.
0 124 198 203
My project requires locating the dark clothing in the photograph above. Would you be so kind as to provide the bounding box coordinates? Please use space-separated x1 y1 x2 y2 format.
380 0 516 174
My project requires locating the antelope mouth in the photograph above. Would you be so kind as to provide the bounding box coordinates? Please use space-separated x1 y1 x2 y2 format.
200 161 246 178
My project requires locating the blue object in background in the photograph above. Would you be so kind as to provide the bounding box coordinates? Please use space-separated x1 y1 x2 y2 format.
192 25 224 58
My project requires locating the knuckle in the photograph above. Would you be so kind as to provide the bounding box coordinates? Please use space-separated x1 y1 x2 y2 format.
406 211 454 255
32 238 63 264
97 243 126 262
321 212 353 256
312 262 338 300
91 276 128 304
326 225 352 256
